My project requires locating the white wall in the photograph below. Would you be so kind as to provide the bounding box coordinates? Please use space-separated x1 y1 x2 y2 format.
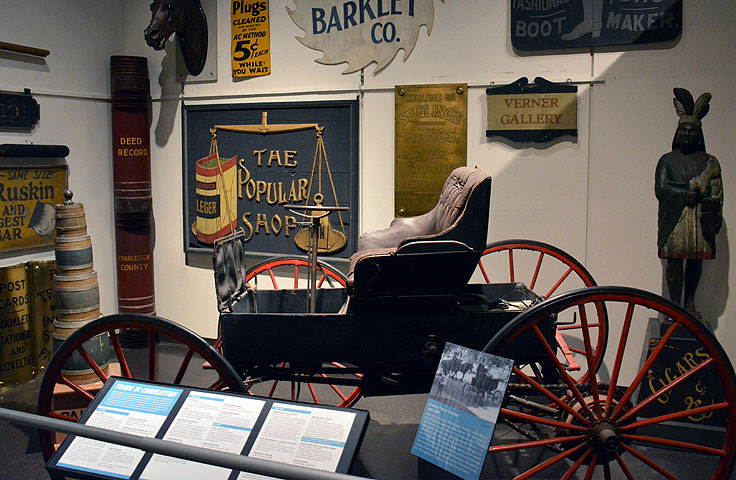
1 2 734 364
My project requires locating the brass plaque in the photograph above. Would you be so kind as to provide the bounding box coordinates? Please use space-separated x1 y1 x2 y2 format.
395 83 467 218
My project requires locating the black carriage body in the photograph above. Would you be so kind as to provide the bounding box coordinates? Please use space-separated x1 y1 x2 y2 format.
220 282 555 396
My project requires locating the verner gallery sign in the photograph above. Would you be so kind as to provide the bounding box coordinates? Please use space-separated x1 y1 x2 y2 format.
288 0 434 73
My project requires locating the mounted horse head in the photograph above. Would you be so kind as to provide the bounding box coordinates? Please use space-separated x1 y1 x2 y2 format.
144 0 208 76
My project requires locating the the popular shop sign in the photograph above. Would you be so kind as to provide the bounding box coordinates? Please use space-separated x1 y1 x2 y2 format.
287 0 434 73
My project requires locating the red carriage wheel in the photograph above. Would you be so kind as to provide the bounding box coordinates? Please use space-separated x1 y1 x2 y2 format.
239 256 363 408
245 256 347 289
483 287 736 479
38 313 245 461
476 240 607 383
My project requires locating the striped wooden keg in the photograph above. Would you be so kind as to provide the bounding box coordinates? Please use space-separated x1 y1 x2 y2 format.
53 270 107 383
54 271 100 318
55 198 88 236
54 234 94 274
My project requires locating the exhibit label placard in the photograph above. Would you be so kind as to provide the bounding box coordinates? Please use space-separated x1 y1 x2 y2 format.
47 377 369 480
487 77 577 143
395 83 467 218
412 343 513 480
0 165 66 252
231 0 271 78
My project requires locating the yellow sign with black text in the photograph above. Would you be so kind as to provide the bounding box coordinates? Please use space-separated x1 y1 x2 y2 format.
231 0 271 78
0 166 67 252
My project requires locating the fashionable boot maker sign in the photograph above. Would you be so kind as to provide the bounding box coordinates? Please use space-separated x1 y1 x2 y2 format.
512 0 682 51
288 0 434 73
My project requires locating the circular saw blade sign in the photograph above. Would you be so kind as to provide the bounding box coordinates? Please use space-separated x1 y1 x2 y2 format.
287 0 434 74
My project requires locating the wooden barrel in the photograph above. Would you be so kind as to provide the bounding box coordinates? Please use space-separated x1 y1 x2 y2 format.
0 264 36 389
54 271 100 317
55 191 88 236
55 208 87 236
54 234 94 274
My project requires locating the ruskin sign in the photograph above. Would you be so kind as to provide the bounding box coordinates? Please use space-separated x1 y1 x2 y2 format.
511 0 682 51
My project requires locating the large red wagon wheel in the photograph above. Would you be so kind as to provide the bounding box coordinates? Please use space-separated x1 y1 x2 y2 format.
38 313 245 461
484 287 736 480
245 255 347 289
239 256 363 408
476 240 607 383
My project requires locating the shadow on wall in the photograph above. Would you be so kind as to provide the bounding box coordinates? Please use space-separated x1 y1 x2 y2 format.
153 42 183 148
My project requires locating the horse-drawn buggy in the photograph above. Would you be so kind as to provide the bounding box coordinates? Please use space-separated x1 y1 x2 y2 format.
38 167 736 479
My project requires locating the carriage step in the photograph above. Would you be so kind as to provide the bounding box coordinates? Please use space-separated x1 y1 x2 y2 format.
555 330 581 371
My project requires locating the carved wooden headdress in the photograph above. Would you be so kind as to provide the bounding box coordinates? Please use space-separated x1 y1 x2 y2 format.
673 88 711 127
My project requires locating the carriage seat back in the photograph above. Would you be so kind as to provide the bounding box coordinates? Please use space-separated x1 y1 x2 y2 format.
213 229 248 312
348 166 492 298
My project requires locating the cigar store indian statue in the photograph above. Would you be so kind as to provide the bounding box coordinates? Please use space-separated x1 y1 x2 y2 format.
655 88 724 317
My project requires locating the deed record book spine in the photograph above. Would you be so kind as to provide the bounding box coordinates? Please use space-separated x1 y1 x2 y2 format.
110 56 155 317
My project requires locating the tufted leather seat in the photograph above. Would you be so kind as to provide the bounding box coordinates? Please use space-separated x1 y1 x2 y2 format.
347 166 492 299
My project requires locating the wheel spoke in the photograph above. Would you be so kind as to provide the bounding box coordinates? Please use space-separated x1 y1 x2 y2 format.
321 373 348 401
173 347 195 384
532 325 595 419
58 375 96 401
511 366 590 425
477 258 491 283
109 329 132 378
293 265 299 289
611 322 679 420
508 249 515 282
514 442 586 480
622 434 725 456
308 383 319 403
578 305 602 417
620 402 728 431
605 303 635 416
77 346 109 383
618 357 715 423
488 434 585 453
499 408 587 432
48 411 79 421
615 453 636 480
268 268 278 288
583 454 598 480
208 379 225 390
544 267 573 299
528 252 544 291
620 443 680 480
561 448 592 480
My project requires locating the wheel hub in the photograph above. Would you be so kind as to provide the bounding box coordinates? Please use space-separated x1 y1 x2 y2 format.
591 420 621 457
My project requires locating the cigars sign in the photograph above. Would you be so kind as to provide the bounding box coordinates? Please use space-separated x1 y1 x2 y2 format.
287 0 434 73
182 101 359 259
486 77 577 143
